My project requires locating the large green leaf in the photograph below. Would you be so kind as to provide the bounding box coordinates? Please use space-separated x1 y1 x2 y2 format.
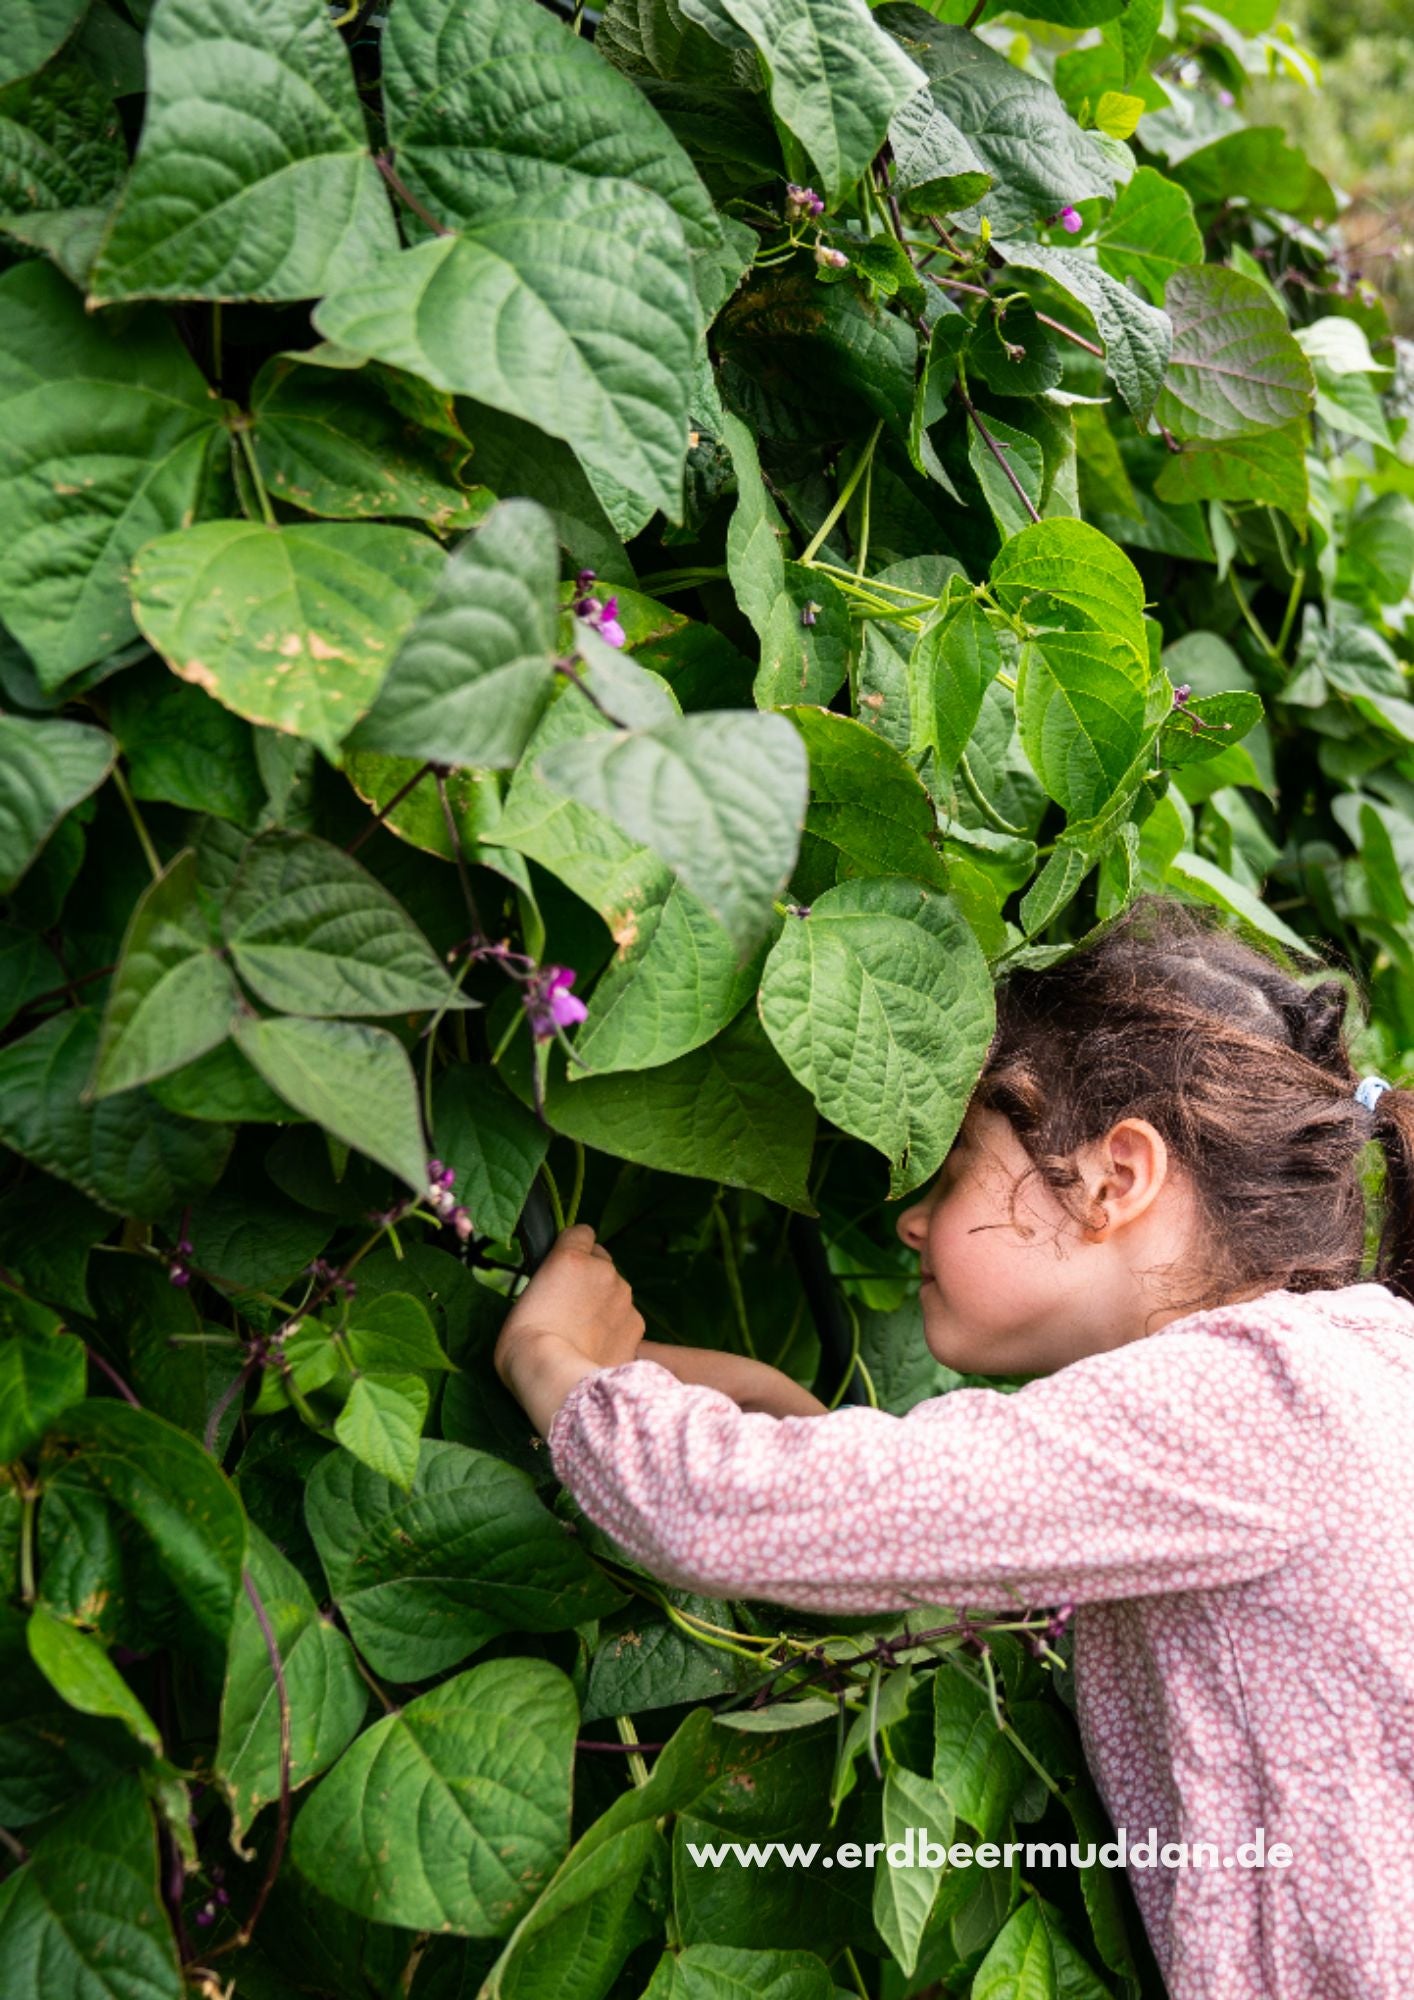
216 1526 367 1845
973 1895 1114 1999
334 1372 430 1491
758 877 994 1198
0 0 90 90
304 1439 625 1681
41 1401 247 1644
93 848 242 1097
0 1328 88 1461
25 1603 162 1756
686 0 924 203
290 1657 578 1934
641 1946 837 2000
0 261 228 685
880 9 1115 230
129 520 447 762
1153 419 1308 530
89 0 399 303
344 499 562 769
233 1014 428 1193
534 711 810 963
989 517 1148 672
222 830 471 1018
781 706 948 886
384 0 722 253
430 1065 549 1244
990 239 1172 425
0 1771 184 2000
1014 632 1150 818
314 183 699 539
0 1009 233 1219
1153 265 1315 442
0 713 116 894
515 1003 817 1209
250 352 481 531
908 596 1004 783
0 59 127 221
108 662 266 828
889 89 992 215
1092 165 1202 306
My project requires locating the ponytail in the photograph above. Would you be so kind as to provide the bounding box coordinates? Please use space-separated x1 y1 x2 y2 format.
1373 1086 1414 1306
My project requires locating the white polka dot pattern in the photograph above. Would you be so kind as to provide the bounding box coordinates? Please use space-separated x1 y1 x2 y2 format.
547 1281 1414 1997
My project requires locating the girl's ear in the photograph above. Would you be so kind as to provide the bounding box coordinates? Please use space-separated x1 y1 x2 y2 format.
1082 1118 1170 1237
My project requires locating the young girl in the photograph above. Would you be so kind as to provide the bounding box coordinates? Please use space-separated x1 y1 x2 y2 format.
495 896 1414 2000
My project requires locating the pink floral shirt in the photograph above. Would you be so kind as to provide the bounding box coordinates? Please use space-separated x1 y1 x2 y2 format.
547 1281 1414 1999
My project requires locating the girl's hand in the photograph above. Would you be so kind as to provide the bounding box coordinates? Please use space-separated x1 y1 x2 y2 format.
494 1223 645 1434
639 1340 828 1417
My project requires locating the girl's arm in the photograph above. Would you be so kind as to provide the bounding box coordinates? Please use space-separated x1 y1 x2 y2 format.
636 1340 828 1417
543 1327 1315 1616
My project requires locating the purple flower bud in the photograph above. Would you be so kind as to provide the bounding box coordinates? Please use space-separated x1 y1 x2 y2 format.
195 1907 215 1928
800 601 820 628
1218 87 1235 107
341 1279 357 1299
169 1265 191 1289
576 568 597 590
214 1888 230 1907
785 182 825 220
453 1206 474 1242
427 1157 445 1180
1058 206 1082 235
1171 683 1192 707
814 242 848 269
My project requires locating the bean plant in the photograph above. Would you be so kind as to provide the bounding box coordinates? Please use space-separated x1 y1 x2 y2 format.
0 0 1410 1994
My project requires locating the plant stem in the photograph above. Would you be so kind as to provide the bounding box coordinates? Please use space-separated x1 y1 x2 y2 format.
435 771 485 936
1034 309 1105 358
1275 565 1305 656
200 1571 291 1961
110 765 162 881
566 1140 586 1229
854 443 875 579
1227 569 1279 660
959 750 1028 836
375 153 450 236
800 422 884 566
555 655 630 729
18 1488 36 1605
540 1160 566 1232
956 378 1043 525
713 1194 758 1359
346 761 434 854
235 423 277 529
615 1713 651 1788
842 1945 872 2000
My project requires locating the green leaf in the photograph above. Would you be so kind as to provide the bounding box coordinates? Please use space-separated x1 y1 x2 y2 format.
585 1607 754 1722
1092 166 1202 306
692 0 923 203
314 185 699 539
1154 420 1308 530
889 90 992 215
42 1400 247 1645
346 1293 453 1374
216 1526 367 1846
973 1895 1114 1999
1164 849 1319 957
756 566 852 711
334 1373 430 1491
384 0 723 255
0 713 115 895
108 662 266 828
0 1009 233 1219
641 1945 837 2000
250 353 481 530
991 238 1172 425
344 499 562 769
515 1003 818 1211
290 1657 577 1934
932 1664 1024 1843
757 877 995 1198
89 0 399 303
1014 633 1150 818
1159 690 1264 769
92 848 241 1097
872 1764 954 1975
908 596 1004 783
990 517 1148 669
969 305 1062 398
781 706 948 886
1167 125 1322 220
222 830 471 1018
0 1328 87 1461
129 520 448 762
0 59 127 220
0 1771 184 2000
1153 266 1315 442
0 261 228 685
883 12 1116 231
0 0 89 89
233 1014 428 1193
534 711 810 963
431 1066 549 1244
968 412 1045 541
304 1439 625 1681
25 1603 162 1755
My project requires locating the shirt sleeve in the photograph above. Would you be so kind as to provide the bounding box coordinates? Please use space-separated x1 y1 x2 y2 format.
545 1327 1316 1615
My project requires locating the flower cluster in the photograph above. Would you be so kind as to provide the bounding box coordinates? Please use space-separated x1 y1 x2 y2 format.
573 569 625 648
1026 1600 1076 1657
425 1158 474 1241
1170 683 1233 735
303 1255 357 1300
193 1866 231 1929
169 1225 194 1288
785 182 825 221
523 965 588 1042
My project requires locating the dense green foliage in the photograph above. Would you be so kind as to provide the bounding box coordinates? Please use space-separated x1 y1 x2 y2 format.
0 0 1410 1995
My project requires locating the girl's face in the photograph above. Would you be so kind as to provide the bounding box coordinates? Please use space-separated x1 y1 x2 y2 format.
894 1105 1113 1377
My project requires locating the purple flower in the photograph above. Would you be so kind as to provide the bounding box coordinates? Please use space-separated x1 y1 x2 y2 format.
800 600 820 628
1218 87 1235 107
1171 682 1192 708
596 595 626 648
576 568 597 590
169 1265 191 1289
524 964 588 1042
785 182 825 220
1058 206 1083 234
814 242 849 269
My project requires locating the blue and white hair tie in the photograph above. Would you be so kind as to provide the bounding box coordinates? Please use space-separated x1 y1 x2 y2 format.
1355 1074 1393 1114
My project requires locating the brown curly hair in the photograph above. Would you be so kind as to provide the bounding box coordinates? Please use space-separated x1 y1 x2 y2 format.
970 894 1414 1319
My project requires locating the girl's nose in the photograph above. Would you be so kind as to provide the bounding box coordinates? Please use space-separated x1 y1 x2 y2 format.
896 1199 928 1249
